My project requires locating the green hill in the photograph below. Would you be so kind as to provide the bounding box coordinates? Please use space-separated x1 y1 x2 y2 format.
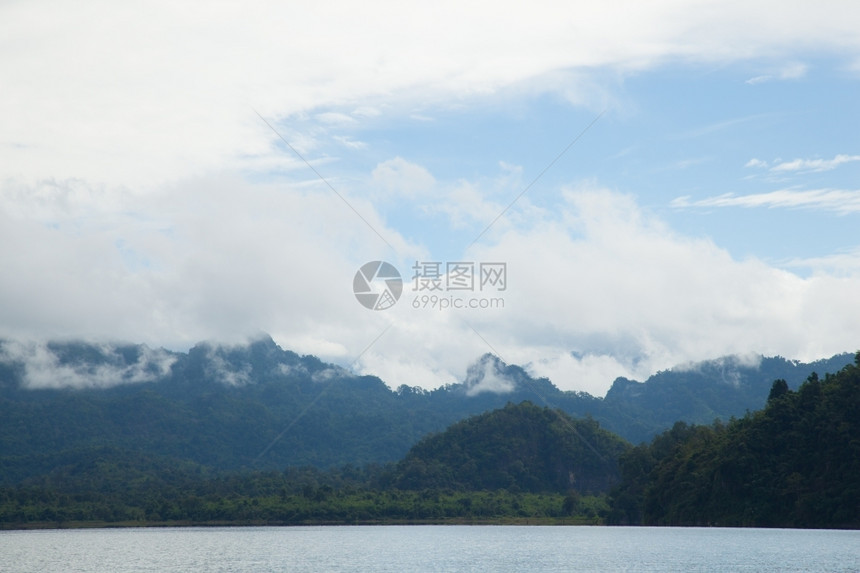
389 402 630 493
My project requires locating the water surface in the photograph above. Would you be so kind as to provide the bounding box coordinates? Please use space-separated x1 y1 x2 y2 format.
2 525 858 572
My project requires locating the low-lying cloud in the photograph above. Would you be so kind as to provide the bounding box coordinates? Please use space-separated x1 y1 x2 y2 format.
2 171 859 397
0 340 176 390
463 356 516 396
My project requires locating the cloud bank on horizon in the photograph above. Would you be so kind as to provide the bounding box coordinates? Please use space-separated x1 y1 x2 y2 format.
2 0 860 396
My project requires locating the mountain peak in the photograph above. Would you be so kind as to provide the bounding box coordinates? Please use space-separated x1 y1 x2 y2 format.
463 354 514 396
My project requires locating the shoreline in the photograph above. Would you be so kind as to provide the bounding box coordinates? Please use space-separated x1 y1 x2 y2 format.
1 516 602 530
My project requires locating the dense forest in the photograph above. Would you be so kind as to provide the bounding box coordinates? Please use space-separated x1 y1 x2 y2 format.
608 353 860 528
0 403 612 528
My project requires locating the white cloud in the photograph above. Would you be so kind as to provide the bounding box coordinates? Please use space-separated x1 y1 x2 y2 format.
332 135 367 150
459 187 860 392
745 158 769 168
780 63 809 79
463 356 516 396
525 351 639 398
671 157 710 170
771 154 860 173
3 0 860 398
0 173 419 350
0 340 176 389
308 365 353 383
316 112 358 125
783 247 860 277
2 177 859 396
673 354 764 385
673 114 771 139
747 76 773 85
352 107 382 118
3 0 860 188
418 162 534 232
346 186 860 396
671 188 860 214
199 343 253 386
746 62 808 84
371 157 436 198
428 180 503 230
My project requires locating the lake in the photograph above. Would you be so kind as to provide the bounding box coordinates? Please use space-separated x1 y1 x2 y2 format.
1 525 858 572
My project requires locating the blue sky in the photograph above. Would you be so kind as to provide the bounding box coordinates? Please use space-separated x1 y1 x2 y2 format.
2 1 860 395
280 61 860 268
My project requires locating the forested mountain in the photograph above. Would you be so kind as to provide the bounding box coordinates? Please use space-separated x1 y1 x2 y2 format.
388 402 629 493
601 353 853 441
608 354 860 528
3 355 859 529
0 335 853 485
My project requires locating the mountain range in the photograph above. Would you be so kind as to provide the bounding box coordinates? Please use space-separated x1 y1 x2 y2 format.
0 335 853 484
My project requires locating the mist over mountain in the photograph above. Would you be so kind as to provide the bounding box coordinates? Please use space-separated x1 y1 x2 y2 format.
0 335 853 485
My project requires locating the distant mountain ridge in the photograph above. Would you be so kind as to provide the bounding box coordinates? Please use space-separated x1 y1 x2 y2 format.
601 352 854 441
0 335 854 484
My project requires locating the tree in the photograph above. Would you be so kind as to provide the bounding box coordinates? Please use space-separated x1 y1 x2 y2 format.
767 379 789 402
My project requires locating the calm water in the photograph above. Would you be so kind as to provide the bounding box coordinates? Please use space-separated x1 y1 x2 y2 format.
1 526 858 572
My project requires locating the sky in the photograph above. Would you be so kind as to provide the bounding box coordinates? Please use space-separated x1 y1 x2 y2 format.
2 0 860 396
